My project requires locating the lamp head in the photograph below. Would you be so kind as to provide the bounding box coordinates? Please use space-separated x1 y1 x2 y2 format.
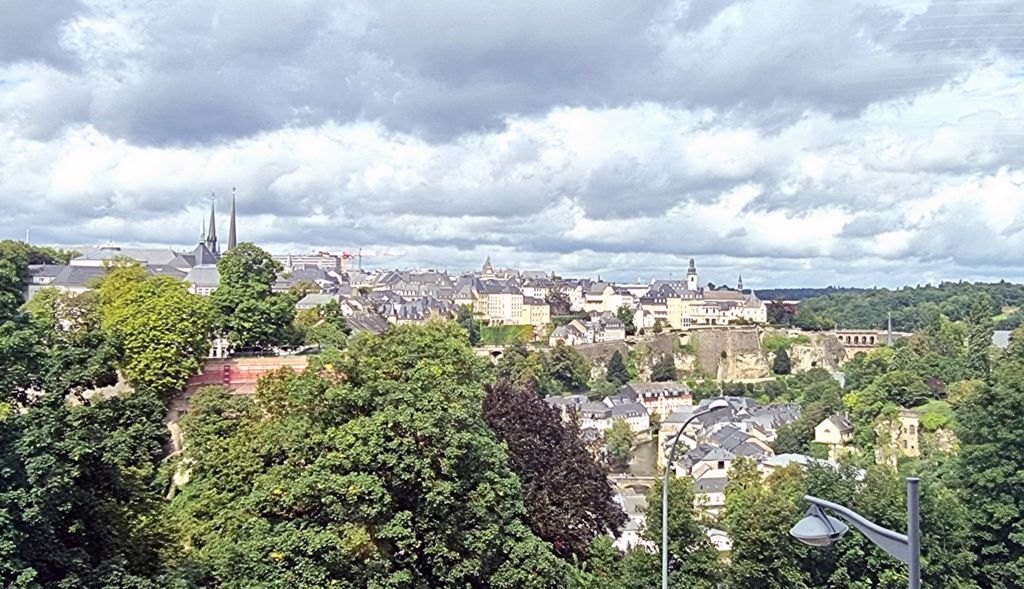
790 506 849 547
706 399 731 412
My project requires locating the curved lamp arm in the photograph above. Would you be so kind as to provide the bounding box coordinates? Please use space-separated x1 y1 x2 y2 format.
804 495 910 564
662 404 729 589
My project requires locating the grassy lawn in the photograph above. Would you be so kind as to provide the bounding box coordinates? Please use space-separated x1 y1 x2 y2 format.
479 325 533 345
993 306 1018 322
763 332 812 352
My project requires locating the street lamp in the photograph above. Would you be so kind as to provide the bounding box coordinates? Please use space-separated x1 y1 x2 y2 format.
661 399 731 589
790 477 921 589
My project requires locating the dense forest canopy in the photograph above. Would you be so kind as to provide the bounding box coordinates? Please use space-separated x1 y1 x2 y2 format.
775 281 1024 332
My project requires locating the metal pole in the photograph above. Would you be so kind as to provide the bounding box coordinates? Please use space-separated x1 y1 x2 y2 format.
662 411 703 589
907 478 921 589
662 447 670 589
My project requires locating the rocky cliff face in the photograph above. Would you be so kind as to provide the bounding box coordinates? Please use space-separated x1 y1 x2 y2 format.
690 328 768 380
571 328 848 382
789 336 846 373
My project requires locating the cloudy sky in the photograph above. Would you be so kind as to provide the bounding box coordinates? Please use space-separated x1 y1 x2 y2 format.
2 0 1023 286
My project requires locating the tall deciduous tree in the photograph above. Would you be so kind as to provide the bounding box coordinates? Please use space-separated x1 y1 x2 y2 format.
723 459 809 589
296 299 351 349
545 342 591 392
24 288 118 394
546 288 572 316
211 242 296 351
958 341 1024 587
168 323 568 588
483 382 626 558
605 418 635 468
0 390 171 588
101 270 212 398
641 477 722 589
455 304 481 345
496 339 550 393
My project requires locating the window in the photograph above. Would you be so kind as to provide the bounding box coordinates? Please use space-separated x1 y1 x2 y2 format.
908 425 916 435
902 440 908 449
717 461 725 470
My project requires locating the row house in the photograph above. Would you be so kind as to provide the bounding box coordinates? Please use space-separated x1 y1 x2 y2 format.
471 279 551 326
545 394 651 435
583 282 636 314
548 313 626 346
622 381 694 419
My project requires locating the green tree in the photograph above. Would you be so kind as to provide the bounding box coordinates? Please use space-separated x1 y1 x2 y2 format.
296 300 351 350
102 271 212 398
606 350 630 385
483 382 626 558
604 418 634 468
287 279 320 299
723 459 809 589
24 288 118 394
496 340 551 393
168 323 569 588
772 348 793 375
651 353 678 382
641 477 722 589
455 304 481 345
211 243 296 351
0 241 46 403
965 294 994 381
958 349 1024 587
545 342 591 392
617 305 637 336
0 391 172 588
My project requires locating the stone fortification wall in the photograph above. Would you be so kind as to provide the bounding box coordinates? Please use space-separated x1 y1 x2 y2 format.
691 328 768 380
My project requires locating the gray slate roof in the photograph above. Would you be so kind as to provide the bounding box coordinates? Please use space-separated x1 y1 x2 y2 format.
610 402 648 419
184 265 220 288
694 477 729 494
51 265 107 287
347 313 390 334
28 264 65 279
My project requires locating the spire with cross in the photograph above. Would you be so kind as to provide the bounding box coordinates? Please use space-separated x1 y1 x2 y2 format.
206 191 218 254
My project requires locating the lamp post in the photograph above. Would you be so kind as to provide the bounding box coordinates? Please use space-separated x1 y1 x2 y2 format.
661 399 731 589
790 477 921 589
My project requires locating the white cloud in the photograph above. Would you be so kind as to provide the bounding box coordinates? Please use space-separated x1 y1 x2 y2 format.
1 0 1023 286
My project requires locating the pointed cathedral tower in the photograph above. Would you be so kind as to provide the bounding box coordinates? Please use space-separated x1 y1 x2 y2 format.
227 187 237 251
205 192 219 255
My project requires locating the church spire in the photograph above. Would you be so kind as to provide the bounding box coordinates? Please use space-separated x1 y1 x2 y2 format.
206 192 219 254
227 187 237 251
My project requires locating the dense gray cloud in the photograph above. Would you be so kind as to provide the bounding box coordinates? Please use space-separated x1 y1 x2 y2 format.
1 0 1023 286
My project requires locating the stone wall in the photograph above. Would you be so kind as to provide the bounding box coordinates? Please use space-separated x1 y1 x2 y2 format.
169 356 310 420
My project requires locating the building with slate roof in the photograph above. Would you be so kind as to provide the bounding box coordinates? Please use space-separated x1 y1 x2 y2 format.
624 381 694 418
632 259 767 330
184 266 220 296
48 265 108 294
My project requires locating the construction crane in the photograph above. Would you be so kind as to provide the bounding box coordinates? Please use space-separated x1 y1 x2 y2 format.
339 247 403 271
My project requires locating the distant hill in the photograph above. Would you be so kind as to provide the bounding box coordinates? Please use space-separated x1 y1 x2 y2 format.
756 287 868 301
781 281 1024 331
